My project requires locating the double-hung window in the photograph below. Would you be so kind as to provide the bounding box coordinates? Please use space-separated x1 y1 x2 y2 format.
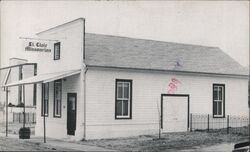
41 83 49 116
115 79 132 119
54 42 60 60
54 80 62 117
213 84 225 118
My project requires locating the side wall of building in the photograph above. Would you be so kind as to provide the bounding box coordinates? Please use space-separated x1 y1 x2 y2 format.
85 68 248 139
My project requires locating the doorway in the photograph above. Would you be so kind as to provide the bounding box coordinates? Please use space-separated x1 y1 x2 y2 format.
161 94 190 132
67 93 77 135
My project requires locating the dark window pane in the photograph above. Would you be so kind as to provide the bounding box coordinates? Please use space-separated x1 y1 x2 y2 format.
55 101 57 114
54 80 61 116
18 86 22 104
124 83 129 99
116 100 122 115
123 100 128 116
54 43 60 60
218 87 222 100
45 83 49 99
213 89 218 100
218 102 222 115
117 84 123 98
56 100 59 115
213 102 217 115
45 100 48 114
58 100 61 115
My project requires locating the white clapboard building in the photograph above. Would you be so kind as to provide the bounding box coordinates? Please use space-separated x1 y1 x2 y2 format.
4 18 248 140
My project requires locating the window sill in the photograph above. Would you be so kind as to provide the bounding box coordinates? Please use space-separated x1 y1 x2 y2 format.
213 115 225 118
115 116 131 119
53 115 61 118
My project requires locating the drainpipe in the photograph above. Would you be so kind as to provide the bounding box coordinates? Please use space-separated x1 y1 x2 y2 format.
83 67 88 140
79 18 87 140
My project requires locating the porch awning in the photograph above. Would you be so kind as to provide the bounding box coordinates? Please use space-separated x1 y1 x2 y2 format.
3 69 81 87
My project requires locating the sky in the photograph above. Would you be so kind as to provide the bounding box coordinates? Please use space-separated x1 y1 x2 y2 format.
0 1 249 68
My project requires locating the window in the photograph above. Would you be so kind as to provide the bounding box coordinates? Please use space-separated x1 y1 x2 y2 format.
54 42 60 60
41 83 49 116
18 86 22 104
18 66 23 104
115 79 132 119
248 80 250 107
213 84 225 118
33 84 37 106
54 80 62 117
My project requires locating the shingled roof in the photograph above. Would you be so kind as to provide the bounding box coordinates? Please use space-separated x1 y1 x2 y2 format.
85 33 248 76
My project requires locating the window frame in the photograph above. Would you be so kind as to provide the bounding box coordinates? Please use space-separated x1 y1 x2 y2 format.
54 42 61 60
54 79 62 118
41 83 49 117
115 79 132 119
212 84 225 118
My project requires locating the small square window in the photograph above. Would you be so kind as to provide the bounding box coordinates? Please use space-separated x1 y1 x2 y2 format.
54 42 60 60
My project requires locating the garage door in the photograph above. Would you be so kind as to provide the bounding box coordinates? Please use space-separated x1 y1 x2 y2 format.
161 95 189 132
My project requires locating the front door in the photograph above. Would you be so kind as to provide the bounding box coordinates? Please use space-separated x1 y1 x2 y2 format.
67 93 77 135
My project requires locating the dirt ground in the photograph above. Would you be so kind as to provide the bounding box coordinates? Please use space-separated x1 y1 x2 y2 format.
0 124 248 151
0 136 74 151
79 131 249 151
0 122 35 135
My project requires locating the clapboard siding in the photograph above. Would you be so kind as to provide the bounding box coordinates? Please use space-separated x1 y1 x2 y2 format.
36 20 83 74
85 68 248 139
35 74 82 140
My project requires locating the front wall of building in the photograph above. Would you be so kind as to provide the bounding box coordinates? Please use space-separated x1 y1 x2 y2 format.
36 19 83 74
85 68 248 139
35 74 83 140
35 19 84 140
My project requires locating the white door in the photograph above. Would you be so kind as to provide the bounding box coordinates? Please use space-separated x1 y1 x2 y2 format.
162 96 188 132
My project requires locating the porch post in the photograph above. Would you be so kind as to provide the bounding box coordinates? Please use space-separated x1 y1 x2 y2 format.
5 87 8 137
23 85 26 128
43 106 46 143
42 83 46 143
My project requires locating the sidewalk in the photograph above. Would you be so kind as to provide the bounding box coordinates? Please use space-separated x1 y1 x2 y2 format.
0 133 116 151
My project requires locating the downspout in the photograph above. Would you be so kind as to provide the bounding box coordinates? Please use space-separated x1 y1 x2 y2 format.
80 18 87 140
83 67 88 140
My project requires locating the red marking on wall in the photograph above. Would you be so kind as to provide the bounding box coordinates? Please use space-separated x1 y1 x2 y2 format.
167 78 181 94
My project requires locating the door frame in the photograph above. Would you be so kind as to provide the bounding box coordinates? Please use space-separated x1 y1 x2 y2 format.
161 94 190 130
67 93 77 135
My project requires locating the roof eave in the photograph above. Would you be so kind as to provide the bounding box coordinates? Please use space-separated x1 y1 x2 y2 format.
86 65 249 79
